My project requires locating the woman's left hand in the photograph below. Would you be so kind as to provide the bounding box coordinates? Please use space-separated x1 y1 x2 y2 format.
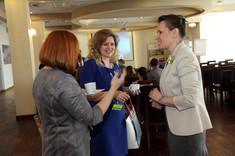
150 99 163 110
149 88 162 102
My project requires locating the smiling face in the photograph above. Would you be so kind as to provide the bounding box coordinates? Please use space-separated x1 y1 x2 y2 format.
155 21 174 50
100 36 116 59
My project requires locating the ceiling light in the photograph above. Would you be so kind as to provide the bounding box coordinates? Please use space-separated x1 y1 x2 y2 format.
29 28 37 36
114 18 117 20
189 23 196 27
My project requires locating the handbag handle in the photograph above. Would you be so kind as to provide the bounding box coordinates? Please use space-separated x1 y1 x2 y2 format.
124 98 135 117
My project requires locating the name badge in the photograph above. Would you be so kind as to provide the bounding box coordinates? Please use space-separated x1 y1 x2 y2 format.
112 104 123 111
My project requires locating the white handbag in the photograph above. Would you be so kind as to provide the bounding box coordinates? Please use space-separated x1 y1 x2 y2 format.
124 99 142 149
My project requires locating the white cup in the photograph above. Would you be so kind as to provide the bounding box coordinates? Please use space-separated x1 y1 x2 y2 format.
85 82 96 95
129 84 140 92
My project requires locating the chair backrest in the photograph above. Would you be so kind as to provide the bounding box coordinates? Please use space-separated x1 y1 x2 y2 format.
200 62 208 67
201 65 215 87
225 59 233 63
207 60 216 65
139 85 166 123
138 79 158 86
219 65 234 89
219 61 226 66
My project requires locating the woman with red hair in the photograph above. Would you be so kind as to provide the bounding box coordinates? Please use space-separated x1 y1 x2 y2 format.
32 30 126 156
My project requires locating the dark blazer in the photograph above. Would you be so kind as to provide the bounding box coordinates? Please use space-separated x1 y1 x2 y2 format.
32 69 103 156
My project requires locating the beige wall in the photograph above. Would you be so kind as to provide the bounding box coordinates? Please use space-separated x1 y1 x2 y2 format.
73 32 89 58
45 31 89 58
32 21 45 74
129 28 157 68
185 23 201 61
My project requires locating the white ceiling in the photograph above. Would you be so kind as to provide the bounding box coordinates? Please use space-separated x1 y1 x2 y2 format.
0 0 235 32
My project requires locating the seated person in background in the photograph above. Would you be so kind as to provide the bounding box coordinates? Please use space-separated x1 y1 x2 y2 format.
135 67 148 81
125 65 138 82
118 59 126 73
147 58 163 83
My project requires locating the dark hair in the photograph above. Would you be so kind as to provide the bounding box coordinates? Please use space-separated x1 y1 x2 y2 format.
158 14 186 38
135 67 147 80
150 58 159 67
87 29 119 66
39 30 81 76
118 59 125 64
126 65 135 75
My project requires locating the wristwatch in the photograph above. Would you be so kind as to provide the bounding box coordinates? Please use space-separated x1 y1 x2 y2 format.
158 96 165 104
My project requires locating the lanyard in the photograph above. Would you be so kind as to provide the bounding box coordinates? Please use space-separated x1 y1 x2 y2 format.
101 60 116 78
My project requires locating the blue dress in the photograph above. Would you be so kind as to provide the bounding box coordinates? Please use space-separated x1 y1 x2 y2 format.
80 59 128 156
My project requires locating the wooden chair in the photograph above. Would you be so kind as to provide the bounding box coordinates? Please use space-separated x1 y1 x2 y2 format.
233 89 235 105
131 79 158 120
200 62 208 67
124 81 132 87
225 59 233 63
207 60 216 65
212 64 234 105
218 61 226 66
138 79 158 86
137 85 168 148
201 64 215 103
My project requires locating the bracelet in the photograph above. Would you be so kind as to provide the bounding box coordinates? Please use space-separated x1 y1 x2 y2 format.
158 96 165 104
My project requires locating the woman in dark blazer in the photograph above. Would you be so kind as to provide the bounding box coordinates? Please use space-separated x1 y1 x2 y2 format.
32 30 126 156
149 14 212 156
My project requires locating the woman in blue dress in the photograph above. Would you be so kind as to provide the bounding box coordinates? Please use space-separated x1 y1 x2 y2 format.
80 29 130 156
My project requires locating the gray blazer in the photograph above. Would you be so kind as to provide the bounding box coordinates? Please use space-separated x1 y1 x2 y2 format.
32 69 103 156
160 41 212 136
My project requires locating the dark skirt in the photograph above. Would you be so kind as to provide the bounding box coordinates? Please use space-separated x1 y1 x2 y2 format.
168 130 208 156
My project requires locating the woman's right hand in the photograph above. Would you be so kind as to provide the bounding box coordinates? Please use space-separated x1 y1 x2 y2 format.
110 69 126 90
149 88 162 102
115 91 130 103
97 69 126 114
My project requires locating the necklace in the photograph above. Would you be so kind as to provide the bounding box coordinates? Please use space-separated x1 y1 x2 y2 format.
101 60 113 68
101 60 116 77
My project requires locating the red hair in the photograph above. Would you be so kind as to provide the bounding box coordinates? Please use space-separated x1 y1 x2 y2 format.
39 30 81 75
